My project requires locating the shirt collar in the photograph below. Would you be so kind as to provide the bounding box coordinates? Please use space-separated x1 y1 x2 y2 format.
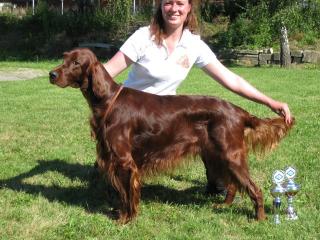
177 28 192 47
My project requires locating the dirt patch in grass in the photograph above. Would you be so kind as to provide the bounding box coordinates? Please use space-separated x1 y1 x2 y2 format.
0 68 47 81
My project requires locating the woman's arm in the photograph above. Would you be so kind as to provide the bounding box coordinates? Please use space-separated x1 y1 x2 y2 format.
103 51 133 78
203 59 292 124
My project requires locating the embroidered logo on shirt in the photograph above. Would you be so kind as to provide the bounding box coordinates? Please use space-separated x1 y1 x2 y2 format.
176 55 190 68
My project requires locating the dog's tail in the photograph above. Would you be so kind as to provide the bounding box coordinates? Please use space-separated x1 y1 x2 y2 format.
244 116 295 157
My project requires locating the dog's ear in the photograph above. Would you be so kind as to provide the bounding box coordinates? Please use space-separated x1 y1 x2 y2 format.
62 51 70 60
87 62 108 98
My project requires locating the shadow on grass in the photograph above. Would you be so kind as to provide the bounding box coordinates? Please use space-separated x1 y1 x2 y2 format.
0 159 261 220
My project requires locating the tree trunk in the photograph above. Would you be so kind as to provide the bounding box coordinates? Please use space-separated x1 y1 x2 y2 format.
280 25 291 68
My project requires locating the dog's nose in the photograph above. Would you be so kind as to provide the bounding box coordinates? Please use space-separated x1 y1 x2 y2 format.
49 71 58 81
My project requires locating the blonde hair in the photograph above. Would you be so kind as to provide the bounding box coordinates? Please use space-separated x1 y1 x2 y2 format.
150 0 199 45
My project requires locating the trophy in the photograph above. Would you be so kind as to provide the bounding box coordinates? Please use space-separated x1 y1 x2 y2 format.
284 166 300 220
271 170 286 224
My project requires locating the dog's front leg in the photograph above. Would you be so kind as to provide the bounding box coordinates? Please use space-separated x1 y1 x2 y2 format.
107 143 141 224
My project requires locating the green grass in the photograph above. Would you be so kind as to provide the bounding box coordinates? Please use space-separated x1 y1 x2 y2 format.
0 62 319 239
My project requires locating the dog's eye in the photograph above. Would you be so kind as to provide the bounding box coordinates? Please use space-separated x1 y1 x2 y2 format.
73 60 80 65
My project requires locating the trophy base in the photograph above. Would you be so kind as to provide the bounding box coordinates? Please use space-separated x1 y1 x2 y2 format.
287 205 298 220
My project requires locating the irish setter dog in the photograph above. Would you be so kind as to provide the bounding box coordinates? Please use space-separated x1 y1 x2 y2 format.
49 48 294 224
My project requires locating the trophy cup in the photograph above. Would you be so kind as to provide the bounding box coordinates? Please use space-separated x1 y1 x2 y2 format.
284 166 300 220
271 170 286 224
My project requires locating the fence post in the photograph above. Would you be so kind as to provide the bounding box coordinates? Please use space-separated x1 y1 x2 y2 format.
280 25 291 68
32 0 34 15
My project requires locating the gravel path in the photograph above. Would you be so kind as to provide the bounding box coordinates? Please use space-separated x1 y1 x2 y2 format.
0 68 47 81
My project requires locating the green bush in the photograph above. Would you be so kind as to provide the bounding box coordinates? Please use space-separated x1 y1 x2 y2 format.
0 0 135 59
201 0 224 22
219 17 254 48
0 13 19 33
1 0 319 58
214 0 320 49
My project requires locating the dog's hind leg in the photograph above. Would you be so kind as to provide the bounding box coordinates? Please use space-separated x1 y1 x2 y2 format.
224 182 237 205
208 122 265 220
201 152 227 196
201 151 238 209
226 158 266 220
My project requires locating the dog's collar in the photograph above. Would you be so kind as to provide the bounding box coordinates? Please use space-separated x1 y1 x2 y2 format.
104 85 124 119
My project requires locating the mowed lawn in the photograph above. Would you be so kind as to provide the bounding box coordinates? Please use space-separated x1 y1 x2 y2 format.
0 61 319 240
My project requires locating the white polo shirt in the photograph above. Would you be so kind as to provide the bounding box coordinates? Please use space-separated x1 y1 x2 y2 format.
120 26 216 95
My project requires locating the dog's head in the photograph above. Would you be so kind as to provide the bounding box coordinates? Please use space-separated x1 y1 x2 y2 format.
49 48 97 89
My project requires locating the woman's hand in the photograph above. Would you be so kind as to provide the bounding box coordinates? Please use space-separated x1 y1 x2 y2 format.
269 100 292 125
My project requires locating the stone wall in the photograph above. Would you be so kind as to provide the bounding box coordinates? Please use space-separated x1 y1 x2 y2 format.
217 49 320 66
